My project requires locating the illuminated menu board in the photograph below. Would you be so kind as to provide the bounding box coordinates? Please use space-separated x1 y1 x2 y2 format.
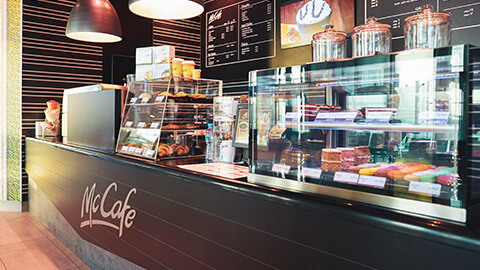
205 0 276 68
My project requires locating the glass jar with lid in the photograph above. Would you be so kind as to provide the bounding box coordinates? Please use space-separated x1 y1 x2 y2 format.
404 4 451 50
352 17 391 58
311 25 346 62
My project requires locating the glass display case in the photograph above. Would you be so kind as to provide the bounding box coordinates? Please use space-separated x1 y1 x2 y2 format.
116 77 222 160
249 45 480 223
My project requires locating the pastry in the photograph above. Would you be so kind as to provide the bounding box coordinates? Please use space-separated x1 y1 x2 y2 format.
359 167 383 176
281 148 305 168
162 123 181 130
404 166 445 181
354 146 371 165
388 164 433 180
174 145 190 156
321 161 342 172
420 167 454 183
155 91 174 97
337 147 355 170
174 91 191 102
183 123 200 129
138 92 152 99
436 173 458 185
158 144 173 157
321 149 342 172
375 163 403 177
190 93 206 99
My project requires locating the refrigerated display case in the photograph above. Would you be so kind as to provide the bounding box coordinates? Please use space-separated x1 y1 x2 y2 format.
116 77 222 160
249 45 480 223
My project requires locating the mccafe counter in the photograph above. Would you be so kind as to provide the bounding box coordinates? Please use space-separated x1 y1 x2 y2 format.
25 138 480 269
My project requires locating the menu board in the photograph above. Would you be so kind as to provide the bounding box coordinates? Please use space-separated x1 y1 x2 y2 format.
205 0 276 68
361 0 480 46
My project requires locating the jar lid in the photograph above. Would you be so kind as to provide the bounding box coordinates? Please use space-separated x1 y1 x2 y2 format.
353 17 391 34
312 25 346 43
405 5 450 24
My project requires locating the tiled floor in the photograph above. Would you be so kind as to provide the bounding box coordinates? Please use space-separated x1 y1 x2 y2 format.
0 211 90 270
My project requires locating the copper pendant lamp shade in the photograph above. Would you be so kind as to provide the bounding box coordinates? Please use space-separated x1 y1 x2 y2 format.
129 0 204 20
66 0 122 43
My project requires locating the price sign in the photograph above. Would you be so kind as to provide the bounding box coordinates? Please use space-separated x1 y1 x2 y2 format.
333 172 359 185
121 146 129 153
365 111 393 123
145 149 155 158
130 97 138 103
134 148 143 155
358 175 386 189
137 122 146 128
150 122 160 129
127 146 136 154
285 112 301 121
333 112 358 122
272 164 291 174
141 97 150 104
125 121 133 128
301 167 322 179
155 96 165 103
315 112 337 122
418 111 450 124
408 181 442 197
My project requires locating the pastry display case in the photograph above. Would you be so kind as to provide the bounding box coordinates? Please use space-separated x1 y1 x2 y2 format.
249 45 480 223
116 77 222 160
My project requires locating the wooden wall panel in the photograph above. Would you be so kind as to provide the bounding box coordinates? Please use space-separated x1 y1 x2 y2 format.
153 18 201 66
22 0 103 137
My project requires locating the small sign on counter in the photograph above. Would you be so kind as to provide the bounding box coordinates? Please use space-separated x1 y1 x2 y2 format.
121 146 129 153
315 112 357 123
130 97 138 103
134 148 143 155
272 164 291 174
155 96 165 103
358 175 386 189
125 121 133 128
301 167 322 179
137 122 146 128
150 122 160 129
418 111 450 124
141 97 150 104
365 111 393 123
408 181 442 197
144 149 155 158
127 146 137 154
333 172 359 185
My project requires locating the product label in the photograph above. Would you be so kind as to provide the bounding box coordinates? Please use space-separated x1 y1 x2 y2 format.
127 146 137 154
137 122 146 128
150 122 160 129
145 149 155 158
358 175 386 189
301 167 322 179
408 181 442 197
155 96 165 103
125 121 133 128
141 97 150 104
272 163 291 174
130 97 138 104
418 111 450 124
333 172 359 185
365 111 393 123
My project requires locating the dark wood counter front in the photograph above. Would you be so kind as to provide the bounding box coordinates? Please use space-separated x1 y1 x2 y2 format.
25 138 480 270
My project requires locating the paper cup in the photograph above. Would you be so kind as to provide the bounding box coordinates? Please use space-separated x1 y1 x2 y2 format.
172 58 184 77
192 69 201 79
182 60 195 78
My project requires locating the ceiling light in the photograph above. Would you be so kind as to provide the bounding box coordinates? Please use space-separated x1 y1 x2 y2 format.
129 0 204 20
66 0 122 43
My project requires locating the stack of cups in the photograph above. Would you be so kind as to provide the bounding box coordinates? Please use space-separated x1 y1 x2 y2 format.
171 58 201 79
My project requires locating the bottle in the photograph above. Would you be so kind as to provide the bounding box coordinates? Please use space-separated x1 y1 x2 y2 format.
213 126 222 162
205 123 214 163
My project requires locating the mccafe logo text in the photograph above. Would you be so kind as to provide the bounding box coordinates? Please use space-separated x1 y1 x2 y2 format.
208 10 222 25
80 182 136 237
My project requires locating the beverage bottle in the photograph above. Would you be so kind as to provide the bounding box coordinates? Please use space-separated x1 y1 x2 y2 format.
213 126 222 162
205 123 214 163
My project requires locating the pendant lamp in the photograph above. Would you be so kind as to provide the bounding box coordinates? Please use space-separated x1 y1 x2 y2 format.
66 0 122 43
129 0 204 20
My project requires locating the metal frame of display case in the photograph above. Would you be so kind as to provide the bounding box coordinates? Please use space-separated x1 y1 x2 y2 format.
248 45 478 223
